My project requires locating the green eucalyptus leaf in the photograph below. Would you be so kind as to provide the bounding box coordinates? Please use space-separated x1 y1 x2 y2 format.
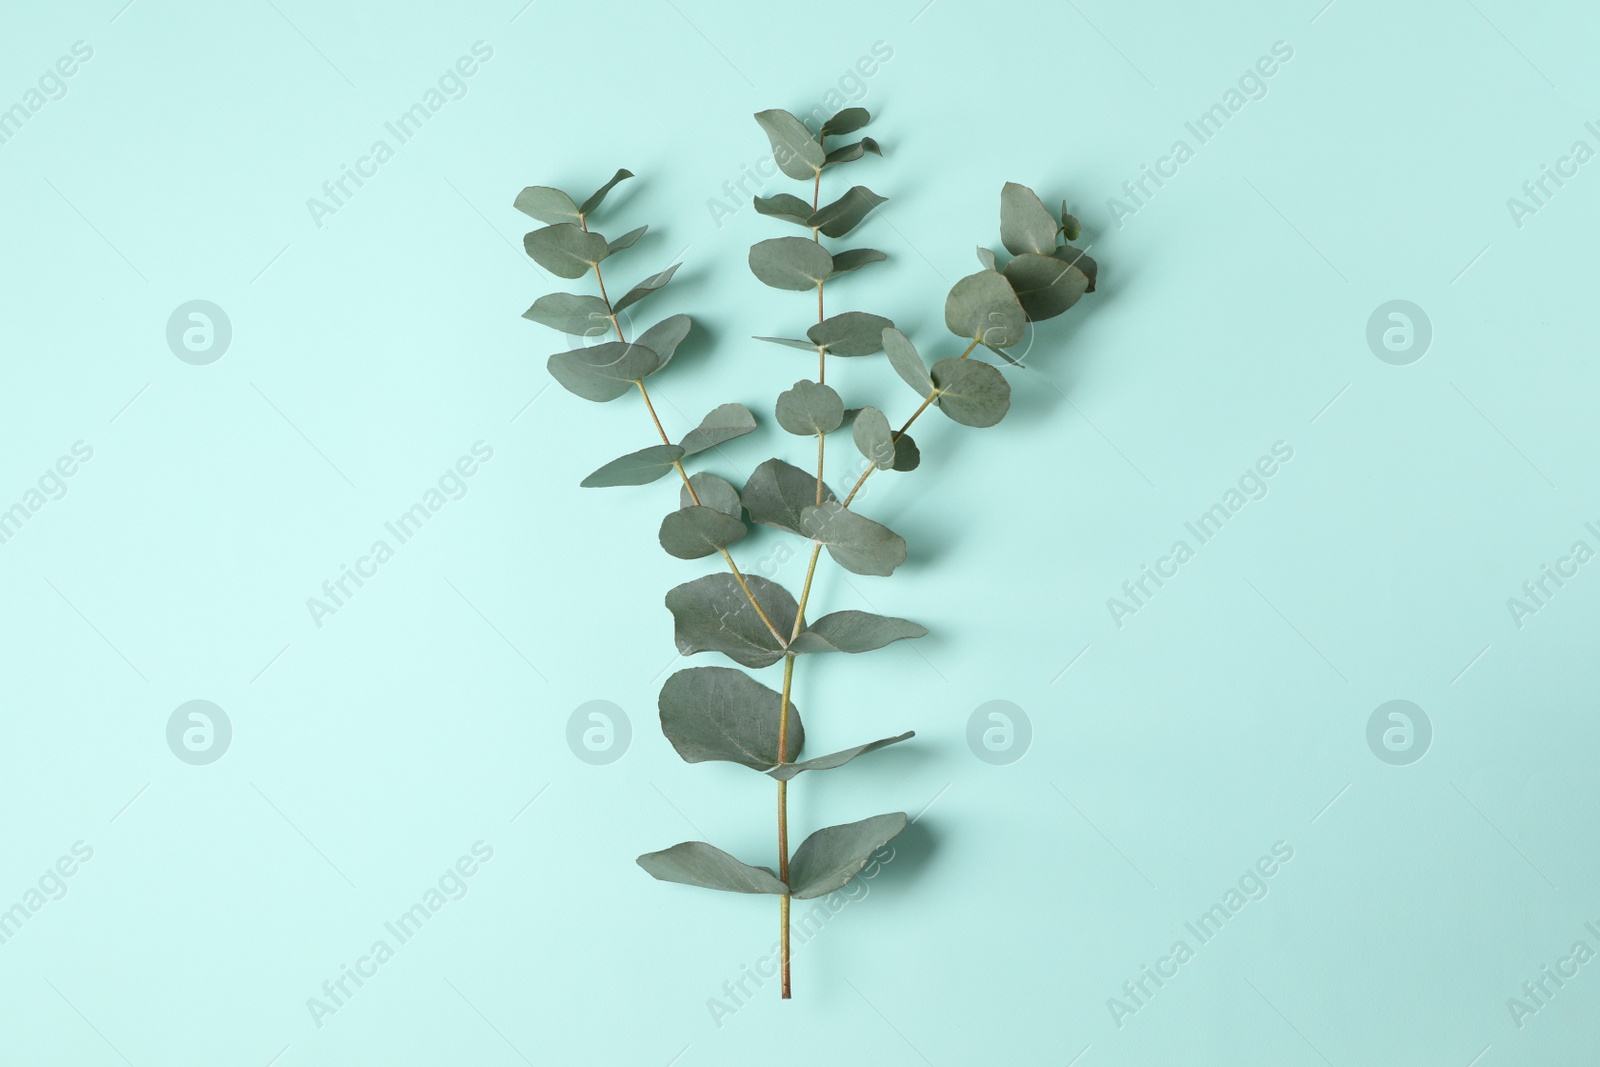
807 186 887 238
753 109 824 179
775 380 844 436
1055 244 1097 292
580 443 684 487
658 665 803 766
828 248 887 277
681 472 741 517
1000 181 1058 256
754 336 820 351
749 237 834 291
800 501 907 577
637 841 786 895
607 225 647 254
578 168 632 216
787 812 908 899
612 262 681 313
944 270 1027 350
892 433 921 471
524 223 609 279
791 610 928 654
513 185 581 226
851 406 895 470
637 314 693 373
743 458 837 534
665 575 797 668
1004 252 1089 321
976 246 997 271
881 328 933 397
659 506 747 559
521 292 611 337
1060 201 1082 242
767 732 914 781
679 402 757 456
820 107 870 138
753 193 815 227
932 357 1010 427
806 311 894 356
822 137 881 168
547 341 659 402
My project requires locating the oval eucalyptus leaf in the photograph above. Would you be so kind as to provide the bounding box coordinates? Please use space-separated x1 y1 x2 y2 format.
807 311 894 356
892 433 921 472
521 292 611 337
767 731 914 781
1000 181 1058 256
658 665 803 766
976 246 997 271
753 192 815 227
607 224 647 254
679 402 757 456
659 506 747 559
547 341 659 402
637 314 693 373
681 472 741 517
743 458 837 534
787 812 908 899
754 336 820 351
665 575 798 669
1055 244 1097 292
828 248 887 277
851 406 895 470
931 357 1010 427
1060 202 1082 242
753 109 824 179
749 237 834 291
637 841 786 895
775 380 844 436
791 610 928 654
524 223 609 279
807 186 887 238
820 106 870 138
580 443 684 488
612 262 681 313
822 137 881 168
579 168 633 216
513 185 581 226
799 501 907 577
1004 252 1089 321
944 270 1027 350
881 328 933 398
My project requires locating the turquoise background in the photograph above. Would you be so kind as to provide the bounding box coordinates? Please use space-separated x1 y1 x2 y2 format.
2 0 1597 1062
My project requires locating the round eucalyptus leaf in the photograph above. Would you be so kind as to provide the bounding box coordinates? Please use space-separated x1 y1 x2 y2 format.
658 665 804 766
828 248 887 277
753 109 824 179
513 185 581 226
578 168 633 217
680 472 741 517
944 270 1027 350
547 341 660 402
1000 181 1058 256
820 106 870 138
679 402 756 456
822 137 881 168
659 506 747 559
754 336 820 352
976 246 997 271
521 292 611 337
807 186 887 239
776 380 844 436
607 224 647 254
1060 202 1082 242
612 262 681 313
665 575 798 669
851 406 895 470
753 193 814 227
743 458 837 534
1004 252 1088 321
931 357 1010 428
791 610 928 654
749 237 834 292
1055 244 1097 292
881 327 933 397
524 223 609 279
787 812 908 899
800 501 907 577
580 443 684 488
892 433 921 472
807 311 894 356
767 731 914 781
637 314 693 373
636 841 786 895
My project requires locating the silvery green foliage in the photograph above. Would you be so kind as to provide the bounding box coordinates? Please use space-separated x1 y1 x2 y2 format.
517 106 1097 996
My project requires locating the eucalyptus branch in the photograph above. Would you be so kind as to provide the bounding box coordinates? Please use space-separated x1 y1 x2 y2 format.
513 101 1098 1003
